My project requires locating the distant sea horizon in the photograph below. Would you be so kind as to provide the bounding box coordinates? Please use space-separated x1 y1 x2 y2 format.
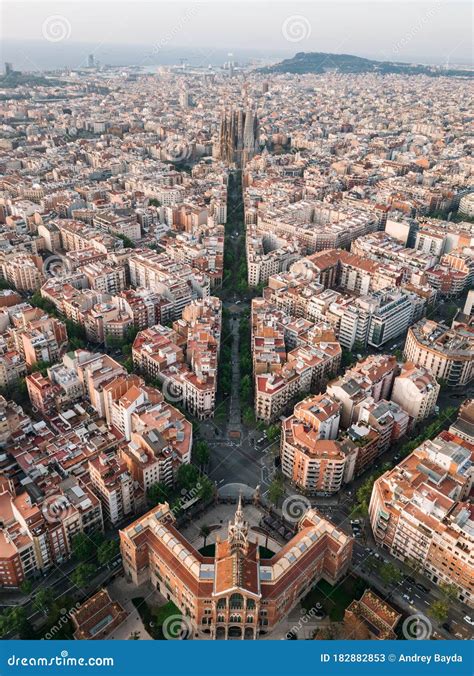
1 40 472 74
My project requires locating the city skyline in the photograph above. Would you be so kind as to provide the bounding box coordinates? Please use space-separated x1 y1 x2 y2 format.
1 0 473 70
0 0 473 653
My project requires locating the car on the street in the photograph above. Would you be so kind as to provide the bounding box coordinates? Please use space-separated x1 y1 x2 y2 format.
402 594 414 604
463 615 474 626
350 519 361 525
406 576 416 585
441 623 451 633
415 583 430 593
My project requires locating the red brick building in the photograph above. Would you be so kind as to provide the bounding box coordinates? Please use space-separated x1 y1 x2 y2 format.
120 499 352 639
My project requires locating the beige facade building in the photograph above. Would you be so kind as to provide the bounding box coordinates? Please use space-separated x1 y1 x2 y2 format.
280 394 358 493
404 319 473 387
1 254 44 292
369 431 474 607
391 362 440 425
88 454 135 525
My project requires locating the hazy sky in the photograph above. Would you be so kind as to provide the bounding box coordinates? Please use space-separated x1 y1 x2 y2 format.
1 1 472 69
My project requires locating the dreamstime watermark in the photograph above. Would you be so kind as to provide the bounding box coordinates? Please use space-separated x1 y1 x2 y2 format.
162 614 193 640
402 613 432 640
42 254 73 279
282 494 312 522
151 6 199 54
281 255 300 274
162 376 184 404
41 494 75 525
285 606 320 639
42 603 81 640
281 15 311 43
160 483 202 523
392 0 443 56
162 139 193 164
42 15 72 43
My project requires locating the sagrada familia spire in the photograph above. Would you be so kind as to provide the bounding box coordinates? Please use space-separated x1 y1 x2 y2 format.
219 108 259 167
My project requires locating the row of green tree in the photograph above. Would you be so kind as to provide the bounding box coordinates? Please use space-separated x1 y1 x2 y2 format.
217 310 233 397
0 532 119 638
146 462 214 512
350 406 458 516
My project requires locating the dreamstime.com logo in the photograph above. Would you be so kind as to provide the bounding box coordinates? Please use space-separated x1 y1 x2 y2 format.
7 651 114 668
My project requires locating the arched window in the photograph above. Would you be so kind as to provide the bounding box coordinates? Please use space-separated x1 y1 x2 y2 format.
246 616 253 623
246 599 255 610
230 593 243 610
216 598 226 610
217 615 225 623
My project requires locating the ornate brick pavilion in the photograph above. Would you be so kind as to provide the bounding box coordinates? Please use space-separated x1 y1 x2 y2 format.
120 497 352 639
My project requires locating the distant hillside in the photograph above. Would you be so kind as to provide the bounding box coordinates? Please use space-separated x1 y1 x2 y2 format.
258 52 473 78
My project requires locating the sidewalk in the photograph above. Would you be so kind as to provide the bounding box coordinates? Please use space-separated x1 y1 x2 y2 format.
106 577 160 641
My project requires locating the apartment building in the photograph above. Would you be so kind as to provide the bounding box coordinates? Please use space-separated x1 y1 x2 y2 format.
1 253 44 292
334 289 418 350
57 219 123 254
0 481 103 586
88 454 135 525
449 400 474 444
114 288 173 329
68 350 126 419
391 362 440 425
369 433 473 607
246 228 302 287
0 396 31 447
83 302 134 346
0 348 27 389
327 355 399 427
133 297 221 419
415 228 447 257
9 309 68 367
93 210 141 241
252 299 341 424
255 338 341 425
128 250 210 319
358 399 409 452
280 394 359 494
80 260 127 295
404 319 474 387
